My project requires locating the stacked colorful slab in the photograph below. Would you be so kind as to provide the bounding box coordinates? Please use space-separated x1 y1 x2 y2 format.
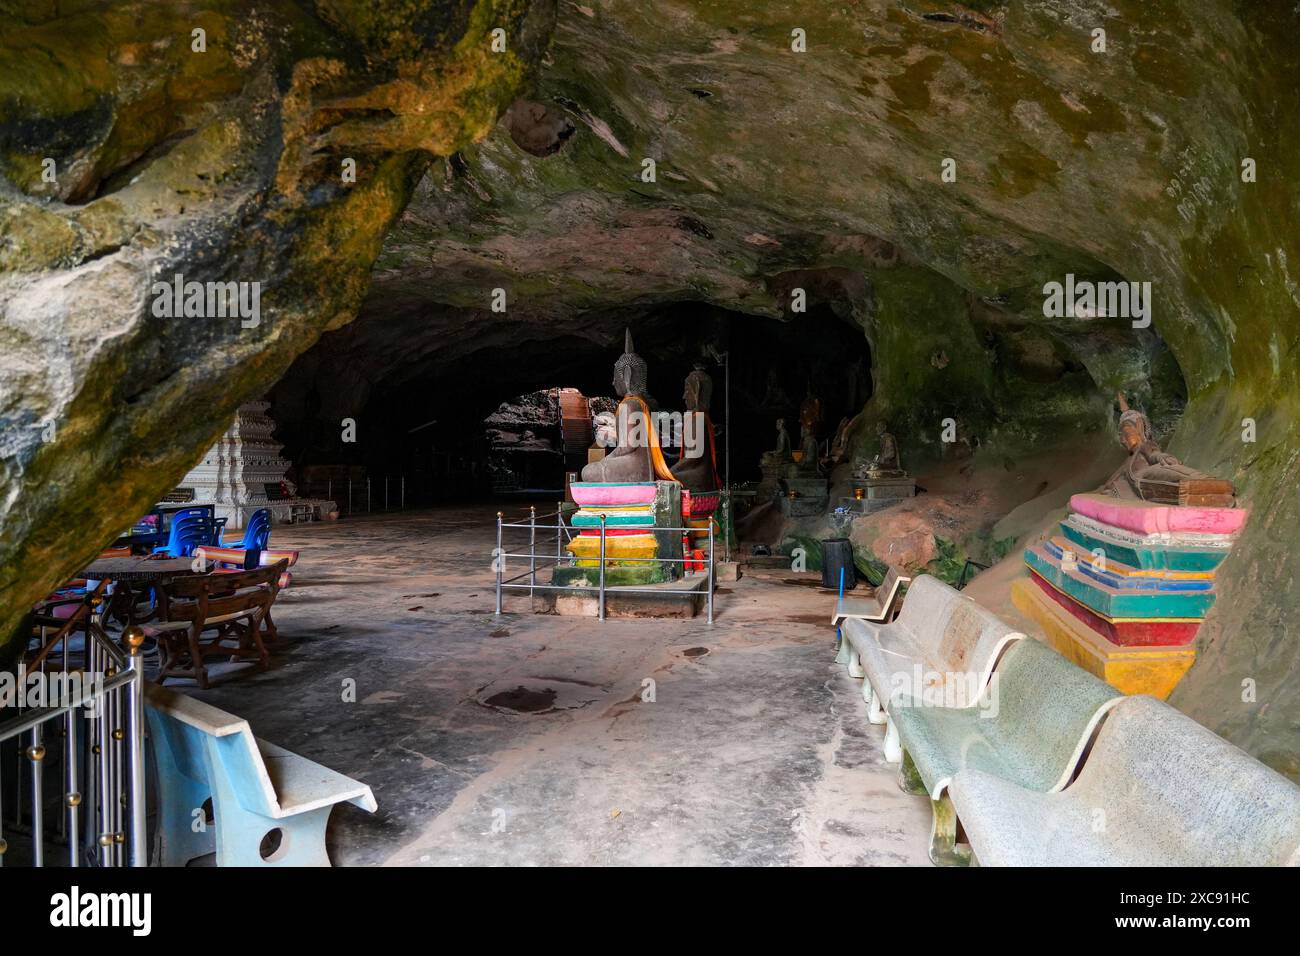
560 481 683 585
1015 493 1245 699
568 482 657 567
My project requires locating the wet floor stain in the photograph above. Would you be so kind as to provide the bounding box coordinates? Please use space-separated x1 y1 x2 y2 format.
682 647 710 658
489 628 510 638
484 685 557 714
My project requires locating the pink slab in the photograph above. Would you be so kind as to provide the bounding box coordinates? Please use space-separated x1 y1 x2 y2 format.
1070 493 1247 535
569 483 659 506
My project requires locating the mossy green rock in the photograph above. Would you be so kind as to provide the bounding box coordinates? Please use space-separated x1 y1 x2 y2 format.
552 564 667 588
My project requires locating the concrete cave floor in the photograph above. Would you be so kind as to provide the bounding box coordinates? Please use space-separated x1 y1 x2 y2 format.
178 504 934 866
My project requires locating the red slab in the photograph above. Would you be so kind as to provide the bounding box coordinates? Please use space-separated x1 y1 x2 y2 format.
1028 572 1201 647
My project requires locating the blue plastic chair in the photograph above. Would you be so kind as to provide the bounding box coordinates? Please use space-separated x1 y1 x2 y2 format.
222 508 272 552
155 515 222 557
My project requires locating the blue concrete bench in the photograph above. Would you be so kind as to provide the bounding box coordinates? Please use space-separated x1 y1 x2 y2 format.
145 682 376 866
949 695 1300 866
892 638 1122 865
839 575 1023 762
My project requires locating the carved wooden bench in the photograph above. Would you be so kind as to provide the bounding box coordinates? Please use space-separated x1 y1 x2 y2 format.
838 575 1023 763
148 561 287 687
949 695 1300 866
145 682 376 866
831 564 910 626
892 638 1122 865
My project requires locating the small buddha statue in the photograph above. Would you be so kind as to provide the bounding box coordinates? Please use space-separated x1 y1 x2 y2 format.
761 418 792 466
797 423 821 474
1101 393 1226 500
868 420 905 477
671 362 721 492
581 330 676 483
799 384 824 438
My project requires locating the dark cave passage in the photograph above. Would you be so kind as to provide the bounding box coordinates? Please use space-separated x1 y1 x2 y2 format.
267 301 873 504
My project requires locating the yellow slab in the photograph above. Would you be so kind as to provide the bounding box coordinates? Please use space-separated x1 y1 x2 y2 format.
1012 577 1195 700
566 533 658 567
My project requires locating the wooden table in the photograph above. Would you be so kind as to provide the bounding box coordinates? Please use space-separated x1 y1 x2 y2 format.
80 557 197 625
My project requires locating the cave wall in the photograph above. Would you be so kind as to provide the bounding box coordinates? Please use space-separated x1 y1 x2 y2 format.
358 0 1299 769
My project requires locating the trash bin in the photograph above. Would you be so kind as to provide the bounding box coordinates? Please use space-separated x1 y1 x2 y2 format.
821 538 857 591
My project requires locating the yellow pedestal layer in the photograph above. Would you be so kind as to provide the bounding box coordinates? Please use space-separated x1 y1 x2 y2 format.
1011 577 1195 700
566 533 658 567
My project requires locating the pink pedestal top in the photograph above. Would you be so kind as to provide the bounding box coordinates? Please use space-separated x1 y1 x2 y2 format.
1070 493 1247 536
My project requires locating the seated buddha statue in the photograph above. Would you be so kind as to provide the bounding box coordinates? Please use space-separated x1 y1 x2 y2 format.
581 330 677 484
796 423 822 475
760 418 792 468
670 362 720 492
1101 393 1225 499
864 420 906 478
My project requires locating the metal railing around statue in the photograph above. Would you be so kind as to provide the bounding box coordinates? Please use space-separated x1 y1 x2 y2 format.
0 593 148 867
494 504 715 624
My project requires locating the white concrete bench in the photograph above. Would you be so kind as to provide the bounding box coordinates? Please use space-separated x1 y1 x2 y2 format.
950 695 1300 866
839 575 1023 763
145 682 376 866
831 564 910 626
892 638 1122 865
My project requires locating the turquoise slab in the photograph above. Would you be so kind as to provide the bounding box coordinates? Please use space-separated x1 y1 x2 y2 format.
1043 540 1212 592
1025 545 1214 620
1060 518 1229 573
572 513 653 528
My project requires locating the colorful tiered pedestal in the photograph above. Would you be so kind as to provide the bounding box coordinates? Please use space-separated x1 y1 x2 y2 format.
557 481 683 586
1012 579 1196 699
1016 494 1246 699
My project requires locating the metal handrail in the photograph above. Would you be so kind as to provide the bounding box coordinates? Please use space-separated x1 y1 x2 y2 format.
494 502 715 623
1 593 148 868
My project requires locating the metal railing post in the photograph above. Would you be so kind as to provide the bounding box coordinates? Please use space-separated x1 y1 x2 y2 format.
495 512 504 615
65 667 80 867
707 521 715 625
96 662 112 866
367 478 372 513
401 476 406 510
28 726 44 867
528 506 537 596
348 478 353 515
556 500 563 561
598 514 607 622
124 628 147 867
